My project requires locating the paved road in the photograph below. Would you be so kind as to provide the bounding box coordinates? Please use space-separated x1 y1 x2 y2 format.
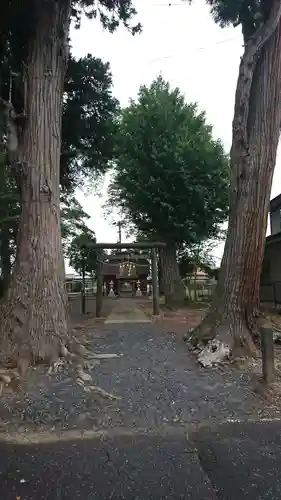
0 433 216 500
192 420 281 500
3 421 281 499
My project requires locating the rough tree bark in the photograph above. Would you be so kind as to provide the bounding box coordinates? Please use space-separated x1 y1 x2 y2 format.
0 0 72 374
159 242 185 308
158 255 165 295
0 228 12 292
190 2 281 366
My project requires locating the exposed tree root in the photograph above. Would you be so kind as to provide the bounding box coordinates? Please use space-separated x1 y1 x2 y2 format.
0 296 69 378
75 363 121 400
0 340 122 400
0 287 121 370
184 313 281 366
47 343 122 400
0 301 121 400
184 310 261 367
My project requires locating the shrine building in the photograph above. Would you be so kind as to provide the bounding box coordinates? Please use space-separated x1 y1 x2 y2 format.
101 251 150 296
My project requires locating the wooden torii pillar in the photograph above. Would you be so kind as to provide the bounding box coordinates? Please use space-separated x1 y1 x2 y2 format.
96 255 103 318
151 248 159 316
90 242 165 317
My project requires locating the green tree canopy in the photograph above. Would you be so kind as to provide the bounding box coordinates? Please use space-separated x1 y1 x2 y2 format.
0 51 119 192
67 228 98 277
60 195 91 246
177 240 218 278
0 155 19 292
203 0 271 40
109 76 229 244
61 54 119 191
108 76 229 307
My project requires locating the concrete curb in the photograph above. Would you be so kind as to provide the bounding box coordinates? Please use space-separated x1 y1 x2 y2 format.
1 417 281 445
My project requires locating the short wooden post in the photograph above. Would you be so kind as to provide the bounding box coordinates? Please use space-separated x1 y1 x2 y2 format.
81 288 86 315
151 248 159 316
261 326 275 384
273 283 277 309
81 249 86 314
96 258 103 318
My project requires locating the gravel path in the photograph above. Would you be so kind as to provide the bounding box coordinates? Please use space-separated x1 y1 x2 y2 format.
0 323 263 434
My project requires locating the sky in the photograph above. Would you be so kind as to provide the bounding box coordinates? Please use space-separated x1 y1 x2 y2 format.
68 0 281 270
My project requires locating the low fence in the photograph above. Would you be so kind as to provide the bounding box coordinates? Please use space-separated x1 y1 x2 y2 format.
185 281 281 308
184 281 215 302
68 292 96 317
67 291 152 318
260 282 281 308
68 282 281 315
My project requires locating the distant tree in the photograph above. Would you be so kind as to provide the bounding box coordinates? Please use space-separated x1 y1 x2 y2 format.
60 195 91 249
61 54 119 191
178 240 219 279
108 76 229 307
178 240 218 301
67 229 98 280
0 152 20 294
188 0 281 364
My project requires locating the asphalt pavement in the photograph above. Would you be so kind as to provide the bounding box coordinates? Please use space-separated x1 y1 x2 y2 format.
192 420 281 500
2 421 281 499
0 432 216 500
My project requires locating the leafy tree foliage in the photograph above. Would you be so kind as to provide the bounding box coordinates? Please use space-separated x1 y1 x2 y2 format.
178 240 217 279
0 47 118 296
108 76 229 306
204 0 272 39
61 54 119 191
72 0 141 34
0 156 19 293
109 76 229 243
61 195 91 246
0 51 119 192
67 228 98 277
0 0 141 74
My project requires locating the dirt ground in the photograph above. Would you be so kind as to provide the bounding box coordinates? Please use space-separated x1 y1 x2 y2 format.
70 305 207 345
137 300 207 336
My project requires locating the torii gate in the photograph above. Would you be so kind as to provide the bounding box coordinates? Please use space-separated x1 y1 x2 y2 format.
90 241 166 317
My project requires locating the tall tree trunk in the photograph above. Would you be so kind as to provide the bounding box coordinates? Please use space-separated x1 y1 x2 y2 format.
193 5 281 365
0 227 12 292
0 0 71 372
159 242 185 308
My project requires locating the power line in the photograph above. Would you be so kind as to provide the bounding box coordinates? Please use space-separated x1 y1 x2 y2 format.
151 2 189 5
148 36 240 63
